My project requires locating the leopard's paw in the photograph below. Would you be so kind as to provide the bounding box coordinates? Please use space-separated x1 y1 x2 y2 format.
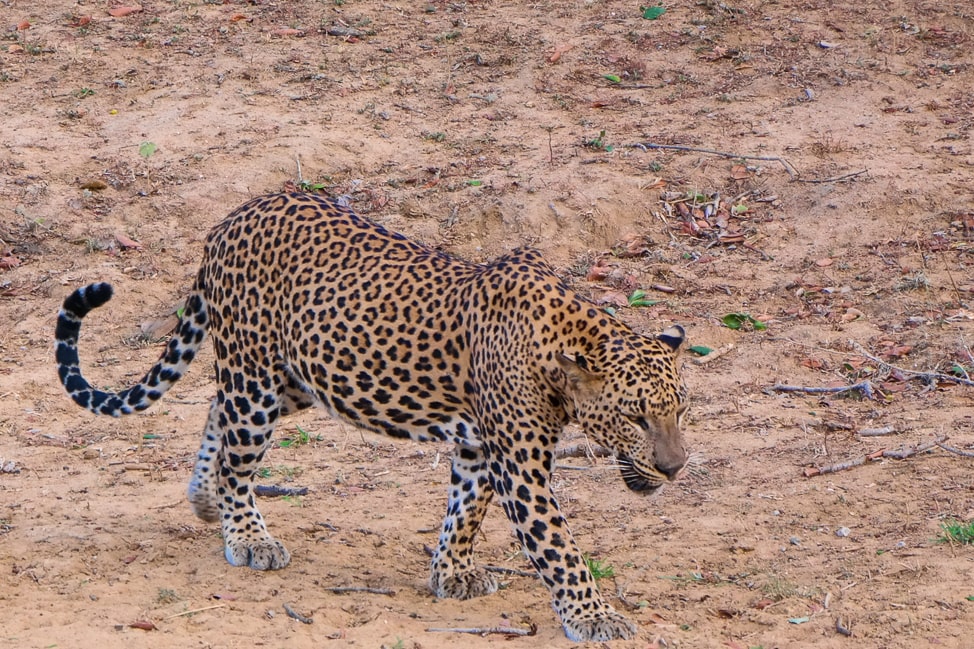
563 608 638 642
187 477 219 523
430 567 499 600
224 538 290 570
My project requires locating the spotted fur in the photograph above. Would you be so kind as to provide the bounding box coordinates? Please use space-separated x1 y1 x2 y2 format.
55 192 689 641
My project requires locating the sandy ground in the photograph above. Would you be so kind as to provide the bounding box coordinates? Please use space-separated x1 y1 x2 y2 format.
1 1 973 647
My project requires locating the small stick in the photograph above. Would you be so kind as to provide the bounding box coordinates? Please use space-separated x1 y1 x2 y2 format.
426 625 536 637
324 586 396 596
770 381 876 400
165 603 226 619
935 441 974 458
803 437 944 477
858 426 897 437
692 343 735 366
628 142 798 178
850 341 974 388
835 617 853 637
742 242 772 260
254 485 309 498
283 602 313 624
796 169 868 184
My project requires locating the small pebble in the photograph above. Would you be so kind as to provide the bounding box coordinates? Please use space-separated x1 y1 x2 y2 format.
789 536 801 546
836 527 851 538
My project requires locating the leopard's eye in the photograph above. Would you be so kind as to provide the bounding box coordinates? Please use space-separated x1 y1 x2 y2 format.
624 414 650 431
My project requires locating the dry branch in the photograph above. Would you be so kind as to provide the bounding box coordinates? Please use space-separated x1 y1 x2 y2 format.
795 169 868 184
851 341 974 388
629 142 798 178
692 343 735 366
770 381 877 400
165 604 226 619
283 602 313 624
858 426 897 437
254 485 309 498
324 586 396 596
426 625 537 637
803 437 945 477
936 441 974 458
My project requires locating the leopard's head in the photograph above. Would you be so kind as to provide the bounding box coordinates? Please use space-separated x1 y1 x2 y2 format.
557 325 688 494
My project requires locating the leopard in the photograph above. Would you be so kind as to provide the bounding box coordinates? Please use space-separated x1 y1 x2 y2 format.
55 192 689 642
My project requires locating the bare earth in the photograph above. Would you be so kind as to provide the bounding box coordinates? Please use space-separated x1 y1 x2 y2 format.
1 1 973 647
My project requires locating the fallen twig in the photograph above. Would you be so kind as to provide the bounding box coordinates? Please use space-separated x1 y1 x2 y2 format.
426 625 537 637
629 142 798 178
795 169 868 184
770 380 877 400
858 426 897 437
835 617 853 637
693 343 735 366
803 437 945 477
283 602 313 624
165 604 226 619
324 586 396 596
254 484 309 498
935 441 974 458
851 340 974 388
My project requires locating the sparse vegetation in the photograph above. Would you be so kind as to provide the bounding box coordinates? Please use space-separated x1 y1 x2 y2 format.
938 520 974 545
584 555 615 580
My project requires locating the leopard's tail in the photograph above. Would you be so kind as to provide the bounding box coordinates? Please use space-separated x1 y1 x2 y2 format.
55 281 208 416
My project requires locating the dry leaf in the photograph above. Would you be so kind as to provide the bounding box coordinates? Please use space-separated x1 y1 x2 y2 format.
7 44 25 54
730 164 749 179
815 258 834 267
115 233 143 250
801 357 827 370
0 256 21 270
271 28 304 37
81 180 109 191
108 6 143 17
230 13 249 22
129 620 156 631
885 345 912 359
585 262 612 282
841 307 864 322
17 19 31 30
548 43 574 63
595 291 628 307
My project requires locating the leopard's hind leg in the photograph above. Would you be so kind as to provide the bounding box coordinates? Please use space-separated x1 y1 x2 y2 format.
188 373 312 525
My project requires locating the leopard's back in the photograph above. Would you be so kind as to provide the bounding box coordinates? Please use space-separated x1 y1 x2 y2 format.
202 193 488 443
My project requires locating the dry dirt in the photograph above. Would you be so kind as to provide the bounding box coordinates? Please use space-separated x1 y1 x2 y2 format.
2 1 974 647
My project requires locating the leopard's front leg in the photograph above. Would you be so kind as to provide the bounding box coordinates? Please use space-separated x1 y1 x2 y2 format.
429 443 499 599
488 444 637 642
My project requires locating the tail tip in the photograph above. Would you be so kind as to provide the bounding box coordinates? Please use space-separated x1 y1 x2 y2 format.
84 282 114 308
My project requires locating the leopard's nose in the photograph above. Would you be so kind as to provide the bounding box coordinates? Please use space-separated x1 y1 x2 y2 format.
655 461 684 481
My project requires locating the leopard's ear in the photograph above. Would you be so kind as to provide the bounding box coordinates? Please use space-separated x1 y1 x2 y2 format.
657 325 686 351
